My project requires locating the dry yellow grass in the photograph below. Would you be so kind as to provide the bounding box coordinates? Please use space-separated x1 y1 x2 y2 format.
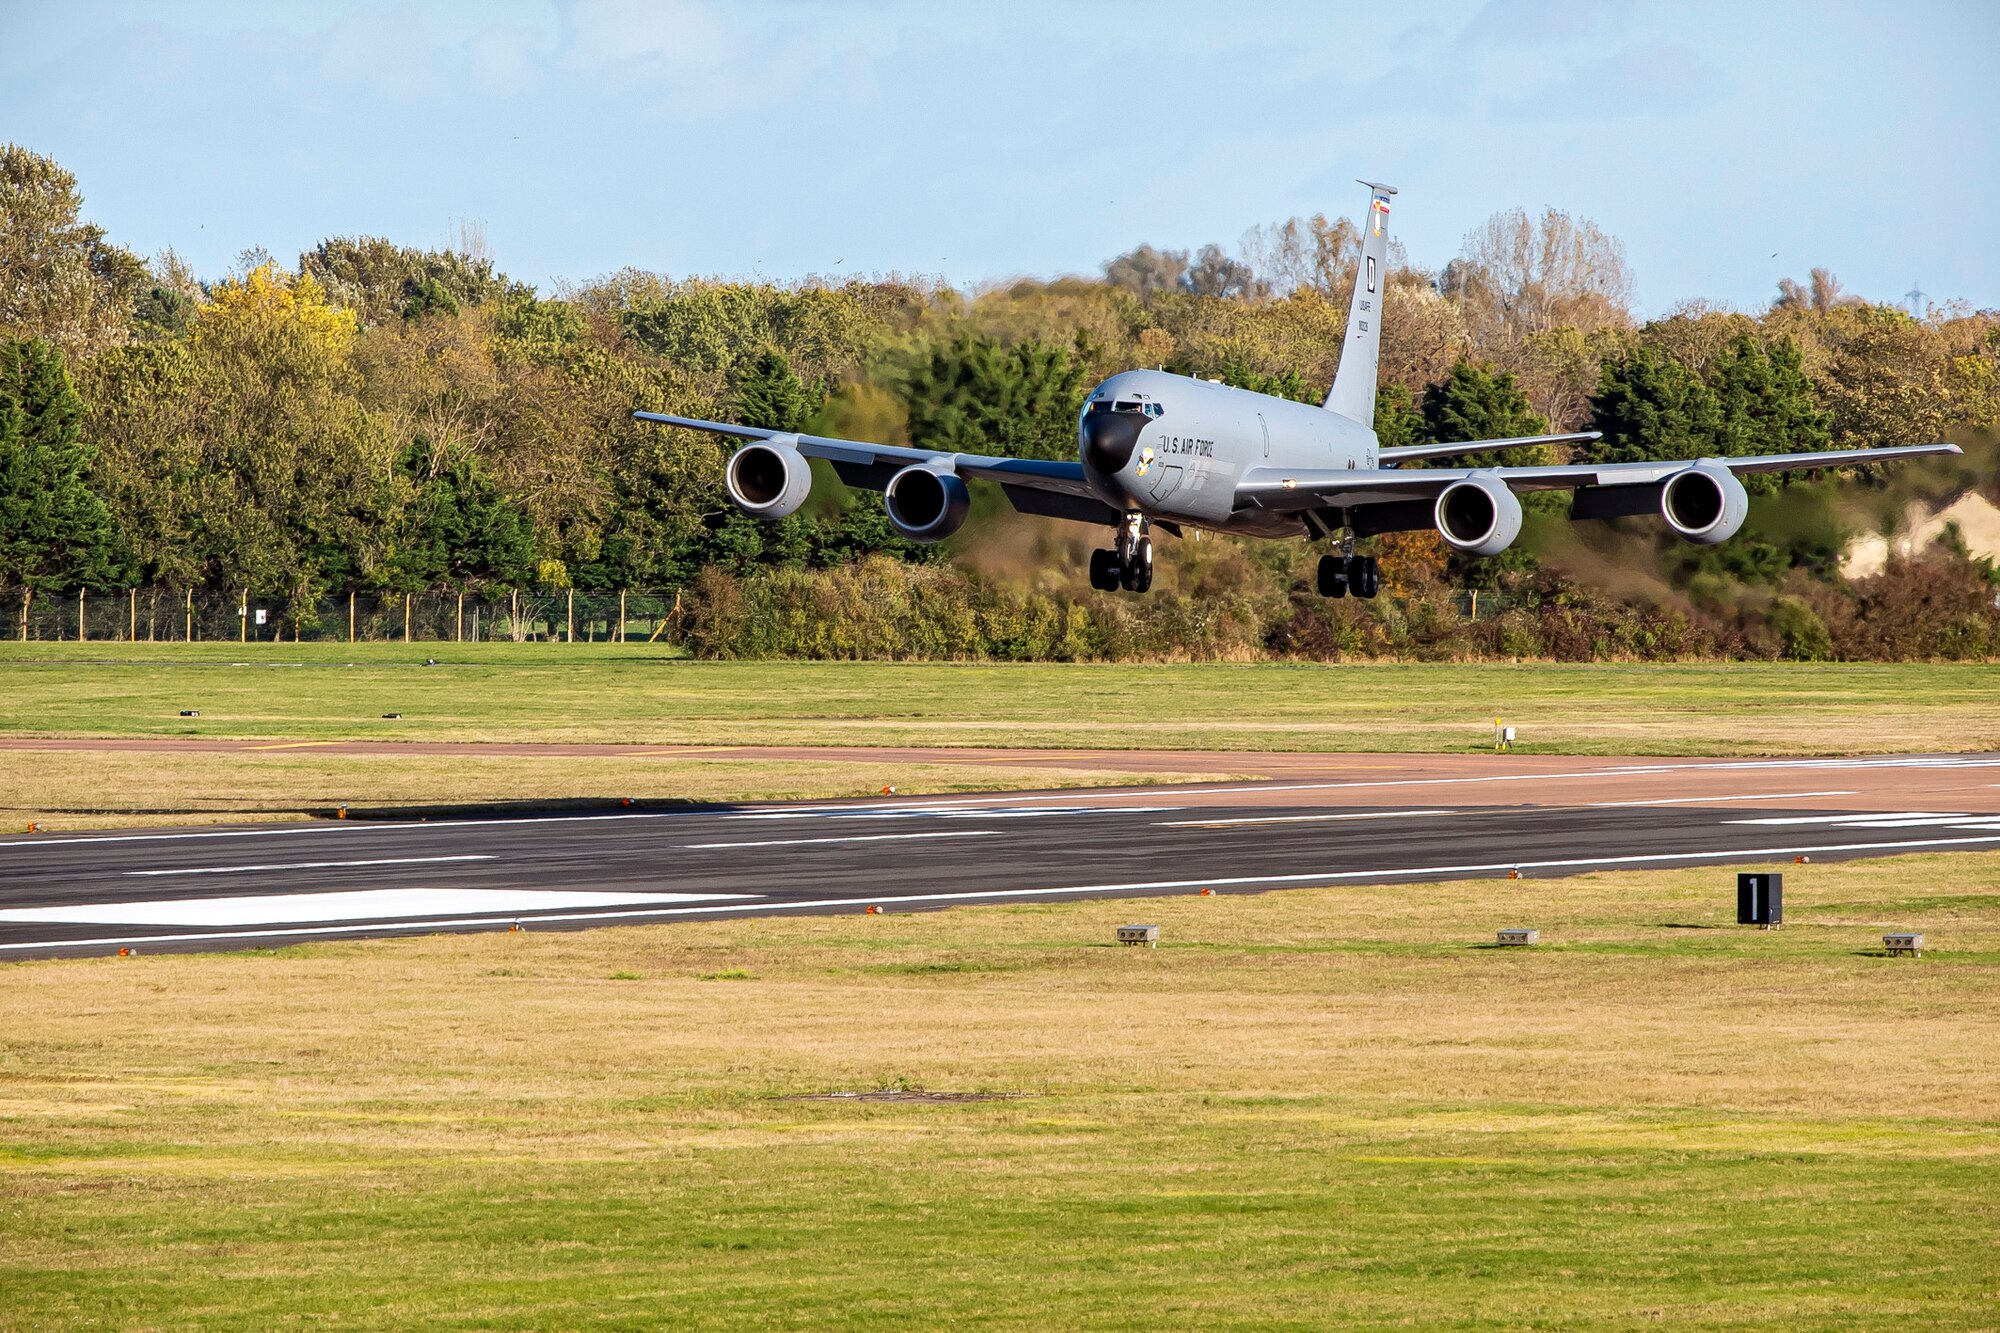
3 853 1997 1328
0 749 1241 831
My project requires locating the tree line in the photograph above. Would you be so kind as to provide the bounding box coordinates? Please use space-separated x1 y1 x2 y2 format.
2 143 1997 655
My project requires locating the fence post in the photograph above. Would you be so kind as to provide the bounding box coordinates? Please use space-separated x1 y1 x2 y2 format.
618 589 627 643
566 589 574 643
455 591 464 643
404 593 412 643
1470 590 1478 622
185 587 193 642
17 589 27 642
78 588 86 642
348 590 355 644
240 587 247 643
129 588 136 641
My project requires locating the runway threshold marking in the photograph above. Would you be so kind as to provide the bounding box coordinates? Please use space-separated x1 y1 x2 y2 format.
0 888 756 928
10 832 2000 955
1588 790 1859 807
1154 809 1450 829
683 830 1000 849
125 854 495 877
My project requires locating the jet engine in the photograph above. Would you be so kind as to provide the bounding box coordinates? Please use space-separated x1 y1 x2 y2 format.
883 465 971 543
1434 472 1524 556
1661 462 1748 544
724 439 812 520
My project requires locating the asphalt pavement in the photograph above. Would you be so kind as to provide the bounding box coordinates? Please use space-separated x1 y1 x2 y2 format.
6 753 2000 959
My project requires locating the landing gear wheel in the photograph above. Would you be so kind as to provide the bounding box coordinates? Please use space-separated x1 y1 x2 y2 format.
1352 555 1380 599
1088 548 1122 592
1122 537 1154 593
1317 553 1349 599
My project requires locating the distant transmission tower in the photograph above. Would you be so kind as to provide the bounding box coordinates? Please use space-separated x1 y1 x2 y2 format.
1904 280 1930 317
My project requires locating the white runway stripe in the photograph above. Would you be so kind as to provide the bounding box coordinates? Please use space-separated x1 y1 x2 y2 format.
0 888 756 928
684 830 999 849
1155 809 1449 828
8 832 2000 952
125 855 494 877
1588 791 1858 807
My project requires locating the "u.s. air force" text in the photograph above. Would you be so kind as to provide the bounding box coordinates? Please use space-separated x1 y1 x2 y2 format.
1162 437 1214 458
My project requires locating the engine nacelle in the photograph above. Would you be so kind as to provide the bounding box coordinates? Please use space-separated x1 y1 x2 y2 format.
1434 472 1524 556
1661 462 1748 545
724 439 812 520
883 465 971 543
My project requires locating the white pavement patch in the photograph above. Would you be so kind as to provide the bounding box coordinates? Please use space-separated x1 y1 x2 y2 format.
125 855 494 877
0 888 755 928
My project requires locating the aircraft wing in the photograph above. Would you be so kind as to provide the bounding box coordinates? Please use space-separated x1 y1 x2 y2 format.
1377 430 1601 464
632 411 1114 516
1236 443 1962 512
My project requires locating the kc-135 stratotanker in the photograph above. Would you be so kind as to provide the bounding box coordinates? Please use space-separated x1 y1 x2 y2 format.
637 183 1958 597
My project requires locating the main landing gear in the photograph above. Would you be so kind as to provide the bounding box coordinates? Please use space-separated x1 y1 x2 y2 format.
1317 549 1381 599
1090 515 1154 593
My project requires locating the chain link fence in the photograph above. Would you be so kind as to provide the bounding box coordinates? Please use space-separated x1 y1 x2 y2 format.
9 588 686 644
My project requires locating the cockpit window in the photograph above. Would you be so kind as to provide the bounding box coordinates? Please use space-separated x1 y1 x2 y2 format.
1089 398 1163 418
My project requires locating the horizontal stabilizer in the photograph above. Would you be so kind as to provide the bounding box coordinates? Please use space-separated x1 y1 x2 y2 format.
1379 431 1601 464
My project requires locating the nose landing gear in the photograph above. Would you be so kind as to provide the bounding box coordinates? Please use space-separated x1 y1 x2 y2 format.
1089 515 1154 593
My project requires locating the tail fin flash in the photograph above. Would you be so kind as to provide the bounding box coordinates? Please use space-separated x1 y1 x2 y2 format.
1323 180 1397 424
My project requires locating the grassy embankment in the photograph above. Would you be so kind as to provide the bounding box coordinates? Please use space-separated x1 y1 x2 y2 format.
3 645 1997 830
2 852 1995 1328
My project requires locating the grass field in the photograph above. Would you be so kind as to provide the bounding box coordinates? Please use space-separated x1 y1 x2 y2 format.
4 644 1997 754
2 853 1996 1329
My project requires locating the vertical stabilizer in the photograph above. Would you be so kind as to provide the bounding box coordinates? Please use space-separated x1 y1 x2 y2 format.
1322 180 1397 424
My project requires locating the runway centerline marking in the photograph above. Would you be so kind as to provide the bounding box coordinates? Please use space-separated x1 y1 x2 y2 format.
1155 809 1451 828
684 830 1001 849
9 832 2000 954
1588 790 1859 807
125 854 495 877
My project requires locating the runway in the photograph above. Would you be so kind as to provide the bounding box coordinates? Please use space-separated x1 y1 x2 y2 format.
4 751 1998 959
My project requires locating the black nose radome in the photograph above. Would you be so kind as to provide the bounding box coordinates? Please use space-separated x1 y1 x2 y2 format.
1081 411 1147 474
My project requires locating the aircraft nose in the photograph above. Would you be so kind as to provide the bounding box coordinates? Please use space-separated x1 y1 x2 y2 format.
1080 411 1147 475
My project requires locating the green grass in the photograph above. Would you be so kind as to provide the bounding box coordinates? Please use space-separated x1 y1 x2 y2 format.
2 853 1997 1329
2 643 1996 755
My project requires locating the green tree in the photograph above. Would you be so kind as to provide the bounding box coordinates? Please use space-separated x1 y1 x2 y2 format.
732 347 824 432
300 236 514 328
0 145 147 360
378 441 537 591
1372 382 1425 451
899 334 1088 461
0 338 125 630
1584 346 1725 465
1421 361 1549 467
1709 335 1830 457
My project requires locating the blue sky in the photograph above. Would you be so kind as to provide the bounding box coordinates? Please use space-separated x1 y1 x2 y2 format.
4 0 1995 315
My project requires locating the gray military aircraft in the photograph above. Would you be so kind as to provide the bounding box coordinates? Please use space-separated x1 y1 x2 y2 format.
636 183 1958 597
